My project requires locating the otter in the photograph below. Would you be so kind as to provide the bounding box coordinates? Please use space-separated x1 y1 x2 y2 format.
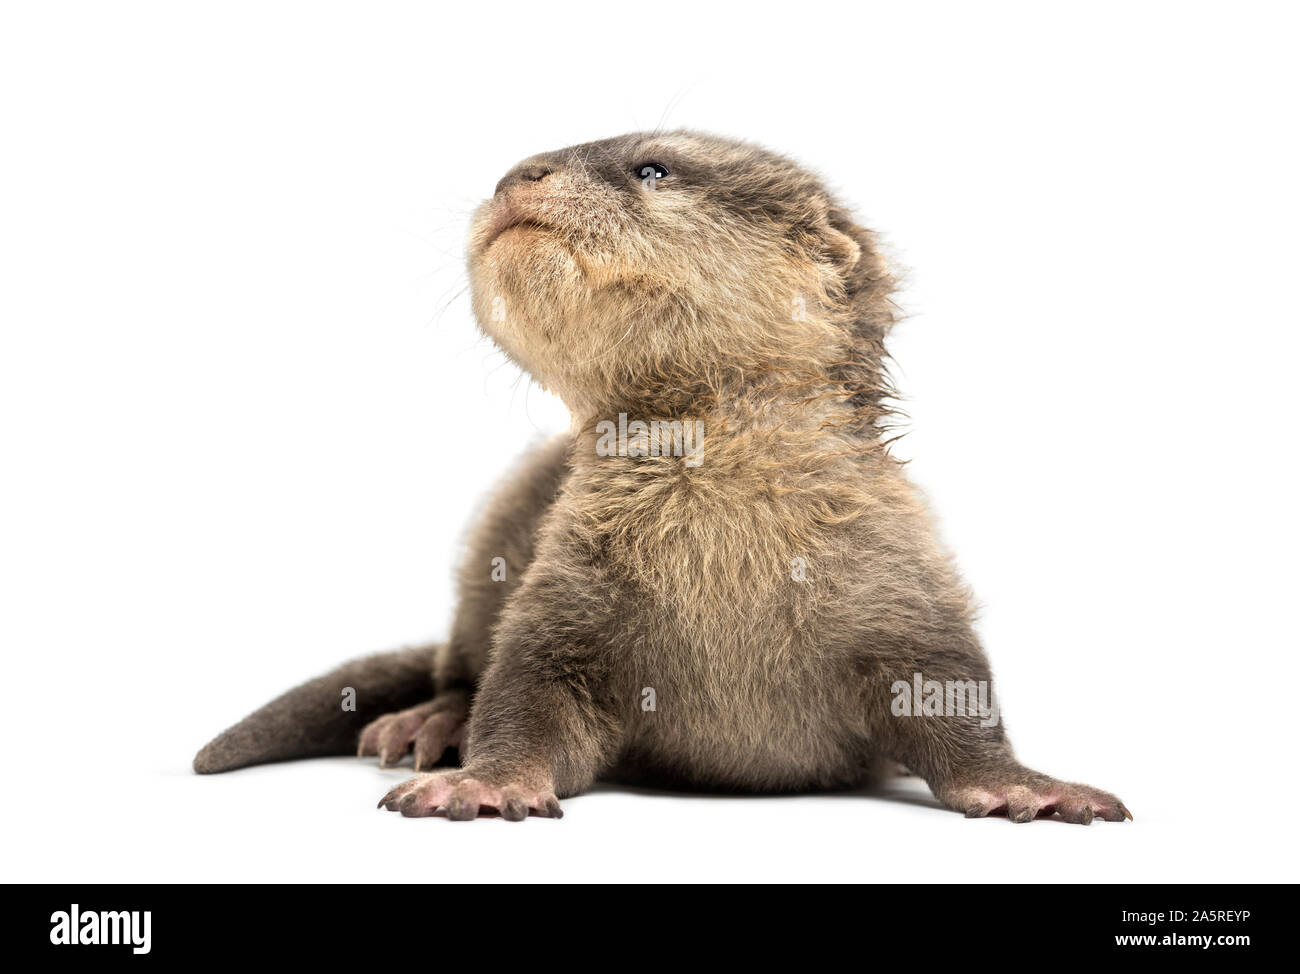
195 131 1131 825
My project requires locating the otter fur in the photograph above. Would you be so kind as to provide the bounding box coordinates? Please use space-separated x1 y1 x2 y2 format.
195 131 1130 825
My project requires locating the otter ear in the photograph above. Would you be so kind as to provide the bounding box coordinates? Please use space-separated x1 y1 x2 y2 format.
824 223 862 269
808 196 862 270
819 202 897 341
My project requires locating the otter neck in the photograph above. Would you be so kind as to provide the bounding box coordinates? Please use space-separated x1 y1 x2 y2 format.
564 367 872 449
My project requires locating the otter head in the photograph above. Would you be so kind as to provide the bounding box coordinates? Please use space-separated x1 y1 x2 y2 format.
468 131 896 425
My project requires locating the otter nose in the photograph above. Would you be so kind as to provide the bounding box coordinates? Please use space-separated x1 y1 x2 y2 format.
494 163 555 197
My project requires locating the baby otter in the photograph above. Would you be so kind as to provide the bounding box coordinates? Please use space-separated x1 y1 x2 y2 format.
195 131 1130 825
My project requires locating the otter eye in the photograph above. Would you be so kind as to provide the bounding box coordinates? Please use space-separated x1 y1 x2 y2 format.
635 162 670 182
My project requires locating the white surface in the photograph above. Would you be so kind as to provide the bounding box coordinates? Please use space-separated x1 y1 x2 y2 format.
2 1 1297 883
18 761 1262 884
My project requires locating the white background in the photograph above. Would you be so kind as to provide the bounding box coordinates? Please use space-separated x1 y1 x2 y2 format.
2 1 1297 883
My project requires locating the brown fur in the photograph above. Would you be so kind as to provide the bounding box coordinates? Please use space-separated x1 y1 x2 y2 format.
198 131 1129 825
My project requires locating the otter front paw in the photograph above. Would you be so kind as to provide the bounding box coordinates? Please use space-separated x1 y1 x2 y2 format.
378 769 563 821
357 694 468 770
938 768 1132 825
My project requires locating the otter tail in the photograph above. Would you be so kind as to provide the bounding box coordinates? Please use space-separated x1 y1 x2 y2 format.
192 645 437 774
